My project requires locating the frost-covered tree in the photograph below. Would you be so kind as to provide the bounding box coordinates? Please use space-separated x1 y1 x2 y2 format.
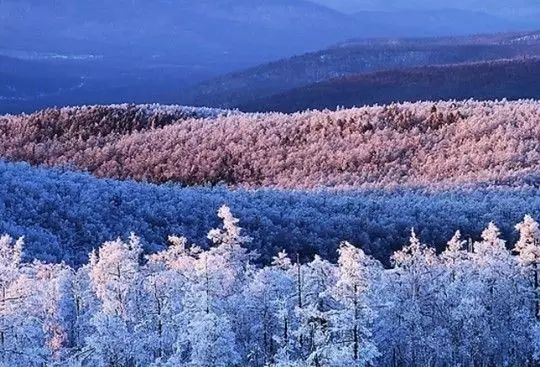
171 310 240 367
515 215 540 319
470 222 534 365
0 235 48 366
207 205 255 282
86 233 144 366
51 265 97 364
381 230 444 366
141 235 200 363
515 215 540 266
295 255 337 366
329 242 378 366
242 250 296 365
436 230 477 365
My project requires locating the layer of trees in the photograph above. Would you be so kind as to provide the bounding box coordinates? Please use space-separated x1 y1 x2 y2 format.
2 206 540 366
0 103 232 141
1 100 539 189
241 58 540 112
3 160 540 266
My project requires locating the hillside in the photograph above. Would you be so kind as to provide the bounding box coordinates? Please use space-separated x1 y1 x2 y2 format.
240 58 540 112
2 160 540 266
182 31 540 109
0 101 539 190
3 163 540 366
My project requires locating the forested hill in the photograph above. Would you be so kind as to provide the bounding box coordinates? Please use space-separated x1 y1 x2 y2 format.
240 58 540 112
2 100 540 264
2 160 540 266
181 31 540 109
1 100 539 190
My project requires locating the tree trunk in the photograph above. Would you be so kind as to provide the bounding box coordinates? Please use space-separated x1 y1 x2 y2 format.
353 284 359 361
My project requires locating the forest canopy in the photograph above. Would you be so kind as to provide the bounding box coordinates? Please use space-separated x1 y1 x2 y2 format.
1 100 539 190
1 161 540 265
1 207 540 366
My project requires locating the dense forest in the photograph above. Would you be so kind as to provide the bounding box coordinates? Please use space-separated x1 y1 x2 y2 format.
1 100 540 365
240 58 540 112
4 2 540 365
2 206 540 366
2 159 540 267
1 101 539 189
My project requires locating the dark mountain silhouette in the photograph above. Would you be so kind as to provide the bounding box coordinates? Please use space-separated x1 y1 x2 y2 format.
239 58 540 112
181 31 540 109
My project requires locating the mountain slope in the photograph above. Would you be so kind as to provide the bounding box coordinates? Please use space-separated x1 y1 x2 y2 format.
1 101 540 190
182 31 540 109
2 160 540 265
239 58 540 112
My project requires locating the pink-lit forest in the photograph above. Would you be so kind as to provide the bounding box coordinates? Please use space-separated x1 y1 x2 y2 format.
1 100 539 189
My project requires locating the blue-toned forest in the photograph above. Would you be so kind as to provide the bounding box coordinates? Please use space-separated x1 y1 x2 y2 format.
1 160 539 265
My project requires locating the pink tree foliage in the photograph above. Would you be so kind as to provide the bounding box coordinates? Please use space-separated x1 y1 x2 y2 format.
0 100 539 189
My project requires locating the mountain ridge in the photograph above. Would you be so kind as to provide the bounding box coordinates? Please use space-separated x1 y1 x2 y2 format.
239 57 540 112
181 31 540 109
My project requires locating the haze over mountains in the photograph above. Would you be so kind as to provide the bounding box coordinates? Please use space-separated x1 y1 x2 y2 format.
315 0 540 18
1 0 540 113
4 0 537 60
182 31 540 110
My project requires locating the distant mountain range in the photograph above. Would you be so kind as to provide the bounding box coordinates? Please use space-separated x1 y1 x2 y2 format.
239 58 540 112
3 0 534 71
180 30 540 111
1 1 540 113
314 0 540 18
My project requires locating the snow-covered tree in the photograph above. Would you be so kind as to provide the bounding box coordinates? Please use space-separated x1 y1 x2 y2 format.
295 255 337 366
381 229 445 366
330 242 378 366
86 233 145 366
207 205 255 283
0 236 48 366
171 310 240 367
243 250 296 365
470 222 533 365
515 215 540 319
